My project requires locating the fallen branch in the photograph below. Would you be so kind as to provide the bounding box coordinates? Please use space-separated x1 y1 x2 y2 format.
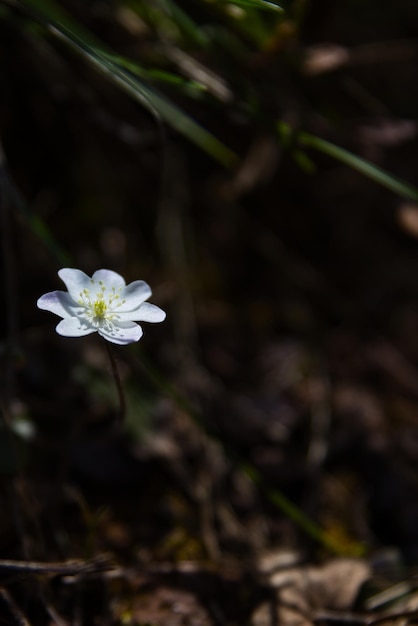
0 554 114 578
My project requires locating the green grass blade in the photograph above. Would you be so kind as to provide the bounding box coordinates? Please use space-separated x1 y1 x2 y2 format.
136 350 365 556
100 51 208 97
217 0 284 12
242 462 365 556
17 0 239 168
3 174 71 266
298 130 418 202
128 0 210 48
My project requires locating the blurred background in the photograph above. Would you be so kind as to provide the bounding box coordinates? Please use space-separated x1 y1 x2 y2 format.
2 0 418 623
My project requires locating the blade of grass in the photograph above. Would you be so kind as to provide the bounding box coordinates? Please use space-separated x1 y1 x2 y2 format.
128 0 210 48
216 0 284 12
100 51 208 97
134 349 365 556
295 128 418 202
2 171 70 266
17 0 239 168
212 1 280 46
242 462 365 556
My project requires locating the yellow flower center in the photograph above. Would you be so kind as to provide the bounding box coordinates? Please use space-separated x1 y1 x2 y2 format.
93 298 107 319
77 280 126 327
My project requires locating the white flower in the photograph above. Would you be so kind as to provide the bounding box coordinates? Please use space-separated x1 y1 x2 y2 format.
37 268 166 345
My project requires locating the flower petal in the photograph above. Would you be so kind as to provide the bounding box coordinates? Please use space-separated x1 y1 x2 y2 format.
119 280 152 311
37 291 82 318
98 321 143 345
58 268 91 301
92 269 126 291
55 317 96 337
117 302 166 323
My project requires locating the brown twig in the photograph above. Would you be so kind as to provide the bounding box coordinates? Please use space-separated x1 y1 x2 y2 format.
0 555 114 578
313 609 418 626
367 609 418 626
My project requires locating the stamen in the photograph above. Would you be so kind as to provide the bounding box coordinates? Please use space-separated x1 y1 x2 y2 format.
93 299 107 318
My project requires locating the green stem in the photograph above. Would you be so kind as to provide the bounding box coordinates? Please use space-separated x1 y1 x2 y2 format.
104 342 126 424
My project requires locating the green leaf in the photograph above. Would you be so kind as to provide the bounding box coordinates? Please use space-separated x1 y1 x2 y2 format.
100 51 207 97
298 130 418 202
216 0 284 12
17 0 239 168
277 120 418 201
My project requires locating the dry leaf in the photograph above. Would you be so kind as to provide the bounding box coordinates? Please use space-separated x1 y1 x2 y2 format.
252 558 371 626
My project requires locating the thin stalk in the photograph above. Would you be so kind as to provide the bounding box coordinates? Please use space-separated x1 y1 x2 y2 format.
104 342 126 424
